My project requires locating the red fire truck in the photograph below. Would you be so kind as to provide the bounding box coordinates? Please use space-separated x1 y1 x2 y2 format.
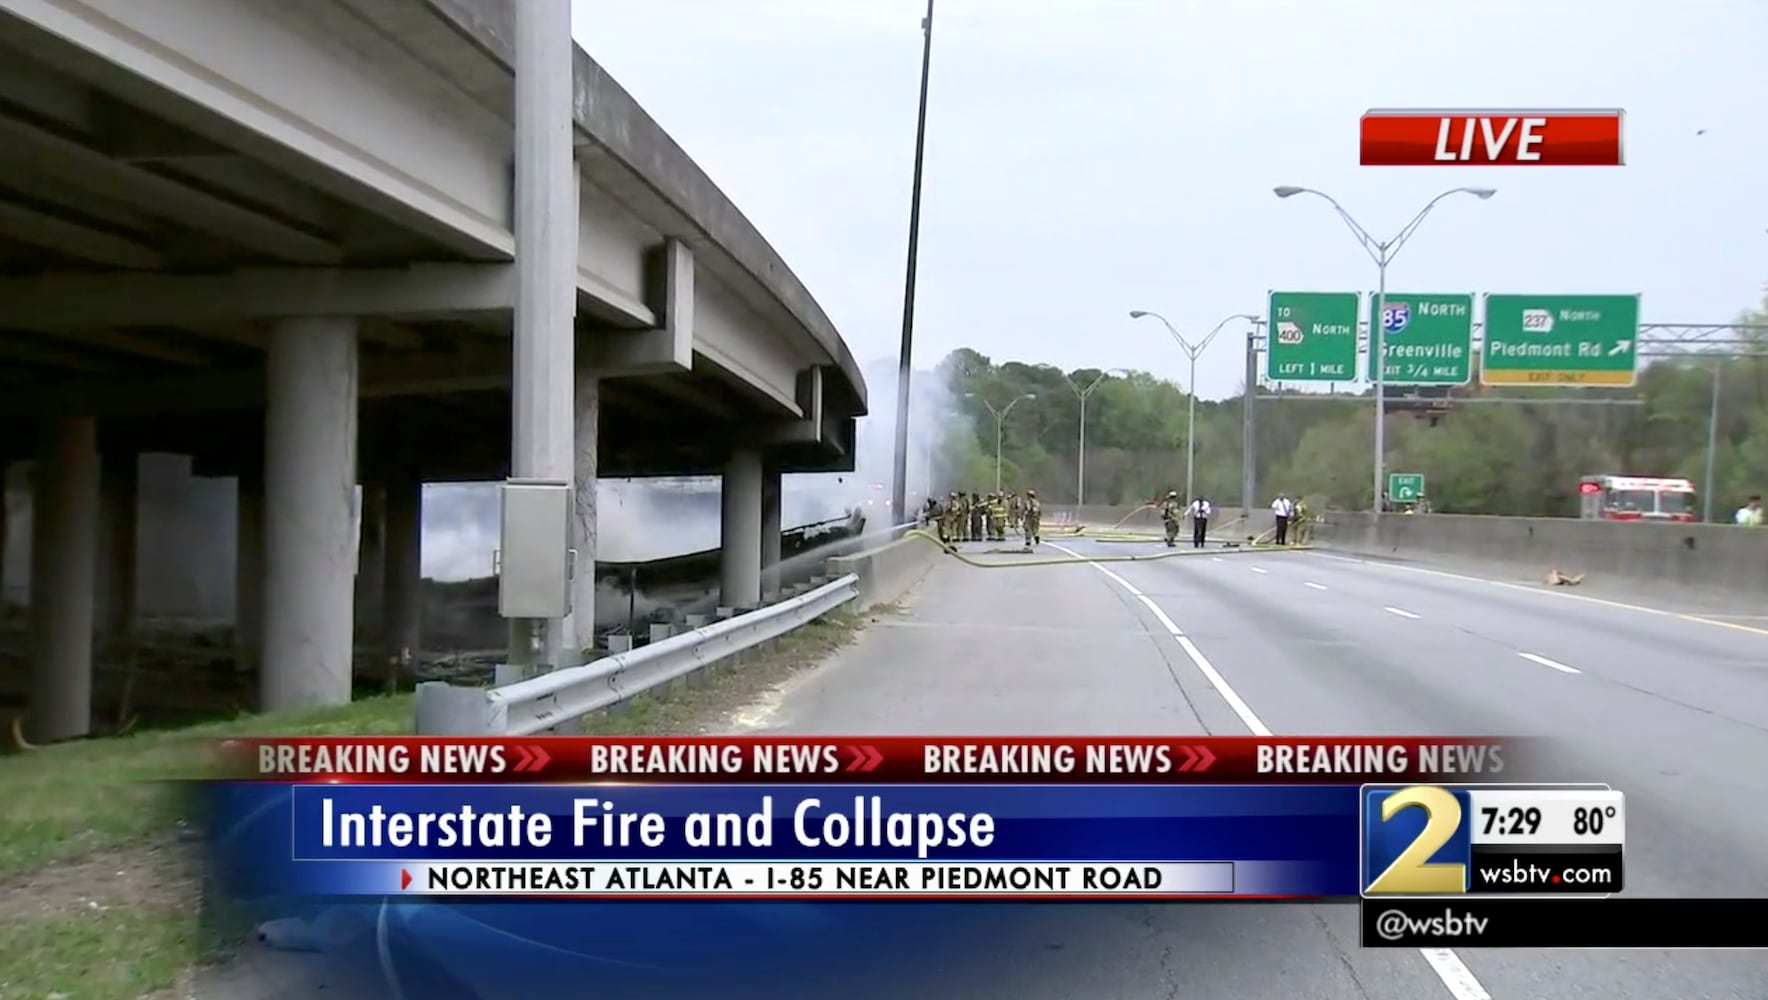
1577 475 1697 522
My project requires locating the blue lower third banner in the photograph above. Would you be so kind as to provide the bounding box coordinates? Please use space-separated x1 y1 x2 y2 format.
195 783 1360 999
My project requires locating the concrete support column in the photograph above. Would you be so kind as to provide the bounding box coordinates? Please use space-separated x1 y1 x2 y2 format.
97 450 138 637
760 463 782 599
261 318 359 710
565 370 599 654
235 463 264 670
381 463 422 684
28 417 99 742
354 483 386 634
720 447 763 609
0 462 10 605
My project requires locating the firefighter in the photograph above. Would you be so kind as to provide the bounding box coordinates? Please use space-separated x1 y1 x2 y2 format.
1022 489 1042 548
1158 491 1183 547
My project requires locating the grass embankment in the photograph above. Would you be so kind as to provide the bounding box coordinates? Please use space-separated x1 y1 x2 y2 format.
0 609 864 1000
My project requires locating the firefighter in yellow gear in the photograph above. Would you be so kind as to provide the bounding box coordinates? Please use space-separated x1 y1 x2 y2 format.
1021 489 1042 548
987 492 1008 541
1158 491 1183 547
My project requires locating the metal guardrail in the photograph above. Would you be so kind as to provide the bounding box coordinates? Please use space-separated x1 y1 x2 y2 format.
414 573 861 736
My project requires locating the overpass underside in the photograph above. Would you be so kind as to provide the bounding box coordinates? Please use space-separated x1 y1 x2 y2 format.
0 0 865 742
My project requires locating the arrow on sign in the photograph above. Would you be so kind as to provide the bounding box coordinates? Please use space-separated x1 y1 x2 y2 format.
1607 340 1631 356
1193 745 1217 773
1175 745 1219 773
843 745 884 773
401 869 412 890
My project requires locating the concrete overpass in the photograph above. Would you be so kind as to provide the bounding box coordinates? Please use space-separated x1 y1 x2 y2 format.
0 0 867 740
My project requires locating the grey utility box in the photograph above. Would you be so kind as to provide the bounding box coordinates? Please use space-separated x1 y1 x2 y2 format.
497 479 573 619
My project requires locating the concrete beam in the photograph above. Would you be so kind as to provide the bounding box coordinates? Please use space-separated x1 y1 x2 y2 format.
0 264 516 329
580 239 692 377
41 328 213 367
0 194 166 269
1 346 512 417
761 367 825 446
0 109 340 264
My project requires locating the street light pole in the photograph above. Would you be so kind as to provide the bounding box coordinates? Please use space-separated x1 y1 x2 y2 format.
1273 185 1495 519
1129 311 1256 505
1063 371 1110 505
969 392 1035 492
888 0 936 525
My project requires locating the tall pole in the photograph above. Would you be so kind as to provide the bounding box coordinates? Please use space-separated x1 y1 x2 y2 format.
1077 395 1087 505
973 393 1031 492
1185 354 1198 503
1130 311 1253 504
889 0 936 524
510 0 576 675
1702 358 1721 522
1064 371 1108 506
1272 185 1495 521
994 414 1005 492
1372 257 1389 513
1242 328 1258 519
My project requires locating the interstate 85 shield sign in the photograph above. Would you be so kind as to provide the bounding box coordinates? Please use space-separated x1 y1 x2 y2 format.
1380 301 1411 334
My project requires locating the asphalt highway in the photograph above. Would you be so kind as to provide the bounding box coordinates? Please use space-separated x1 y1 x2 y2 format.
739 535 1768 1000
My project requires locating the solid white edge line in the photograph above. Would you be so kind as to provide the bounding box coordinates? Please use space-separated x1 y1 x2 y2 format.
1384 606 1422 619
1518 651 1581 674
1048 540 1490 1000
1136 594 1185 636
1305 582 1329 591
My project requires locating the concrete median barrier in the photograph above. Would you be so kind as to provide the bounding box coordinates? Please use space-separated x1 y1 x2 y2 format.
824 531 943 611
1312 511 1768 596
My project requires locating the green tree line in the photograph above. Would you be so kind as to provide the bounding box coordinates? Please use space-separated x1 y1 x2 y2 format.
932 293 1768 519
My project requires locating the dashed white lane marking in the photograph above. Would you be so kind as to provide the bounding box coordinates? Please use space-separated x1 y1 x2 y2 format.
1518 651 1580 675
1048 541 1490 1000
1420 949 1493 1000
1250 566 1269 574
1305 582 1329 591
1384 606 1422 619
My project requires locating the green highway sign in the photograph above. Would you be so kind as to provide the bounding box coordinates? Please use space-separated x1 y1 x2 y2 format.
1481 294 1641 387
1387 473 1425 503
1368 293 1474 386
1267 292 1360 382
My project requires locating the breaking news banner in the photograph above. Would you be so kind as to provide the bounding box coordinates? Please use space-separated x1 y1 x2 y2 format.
1358 108 1625 166
221 734 1533 784
1362 898 1768 948
192 736 1558 999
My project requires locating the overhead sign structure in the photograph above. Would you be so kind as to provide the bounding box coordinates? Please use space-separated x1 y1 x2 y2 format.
1481 295 1640 387
1387 473 1425 504
1368 293 1475 386
1267 292 1360 383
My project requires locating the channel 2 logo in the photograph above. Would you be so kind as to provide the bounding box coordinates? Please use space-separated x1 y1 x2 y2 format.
1380 302 1411 335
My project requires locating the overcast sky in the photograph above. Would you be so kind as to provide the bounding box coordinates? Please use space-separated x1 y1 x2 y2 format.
572 0 1768 400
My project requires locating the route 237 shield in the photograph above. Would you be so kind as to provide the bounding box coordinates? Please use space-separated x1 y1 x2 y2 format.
1380 301 1410 334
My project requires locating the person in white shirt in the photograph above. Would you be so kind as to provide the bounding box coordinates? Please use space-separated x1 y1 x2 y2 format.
1187 496 1212 548
1271 493 1296 545
1737 495 1764 526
